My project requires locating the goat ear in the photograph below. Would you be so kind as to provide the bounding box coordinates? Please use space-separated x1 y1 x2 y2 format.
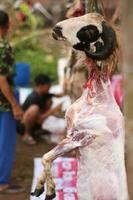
77 25 100 43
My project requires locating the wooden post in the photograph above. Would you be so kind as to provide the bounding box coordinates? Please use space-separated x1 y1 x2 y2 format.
122 0 133 199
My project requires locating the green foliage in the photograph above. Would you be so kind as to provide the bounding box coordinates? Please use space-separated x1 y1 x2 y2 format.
14 38 58 85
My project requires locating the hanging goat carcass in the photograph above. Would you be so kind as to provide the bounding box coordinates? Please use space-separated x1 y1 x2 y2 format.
31 13 128 200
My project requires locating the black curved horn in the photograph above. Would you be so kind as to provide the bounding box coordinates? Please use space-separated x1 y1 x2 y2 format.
85 22 117 60
77 25 100 43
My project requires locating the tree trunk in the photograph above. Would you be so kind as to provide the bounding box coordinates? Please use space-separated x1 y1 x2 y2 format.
122 0 133 199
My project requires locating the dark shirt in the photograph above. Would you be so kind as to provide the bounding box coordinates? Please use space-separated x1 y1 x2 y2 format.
0 39 15 112
22 91 53 111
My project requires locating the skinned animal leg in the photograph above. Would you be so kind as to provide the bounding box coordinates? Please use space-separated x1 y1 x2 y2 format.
32 130 98 199
31 138 79 198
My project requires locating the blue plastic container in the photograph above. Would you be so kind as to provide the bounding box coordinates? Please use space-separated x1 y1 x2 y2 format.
14 62 31 87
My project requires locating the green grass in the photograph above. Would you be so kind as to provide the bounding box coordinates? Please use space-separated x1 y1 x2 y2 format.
14 37 58 85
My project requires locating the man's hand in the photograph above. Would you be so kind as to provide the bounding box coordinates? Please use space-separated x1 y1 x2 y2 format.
12 104 24 121
39 104 63 123
51 104 62 115
0 76 24 120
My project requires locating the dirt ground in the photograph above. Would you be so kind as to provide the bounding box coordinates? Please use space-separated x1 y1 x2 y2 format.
0 136 55 200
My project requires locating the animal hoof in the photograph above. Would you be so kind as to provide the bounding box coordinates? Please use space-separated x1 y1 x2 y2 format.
45 192 56 200
31 187 44 197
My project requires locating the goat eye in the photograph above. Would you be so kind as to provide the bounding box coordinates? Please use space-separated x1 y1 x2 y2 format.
95 42 103 51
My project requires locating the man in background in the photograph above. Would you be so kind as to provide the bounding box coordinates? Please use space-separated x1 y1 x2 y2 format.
21 74 62 145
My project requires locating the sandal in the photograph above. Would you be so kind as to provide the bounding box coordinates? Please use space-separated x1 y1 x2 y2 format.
0 185 24 194
22 136 36 145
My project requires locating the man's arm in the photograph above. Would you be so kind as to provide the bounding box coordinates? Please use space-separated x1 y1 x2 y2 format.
38 104 62 123
0 76 23 120
0 76 17 107
53 93 64 98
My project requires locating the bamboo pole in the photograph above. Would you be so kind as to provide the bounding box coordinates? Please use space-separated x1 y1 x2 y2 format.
122 0 133 199
85 0 99 13
85 0 89 13
84 0 106 14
